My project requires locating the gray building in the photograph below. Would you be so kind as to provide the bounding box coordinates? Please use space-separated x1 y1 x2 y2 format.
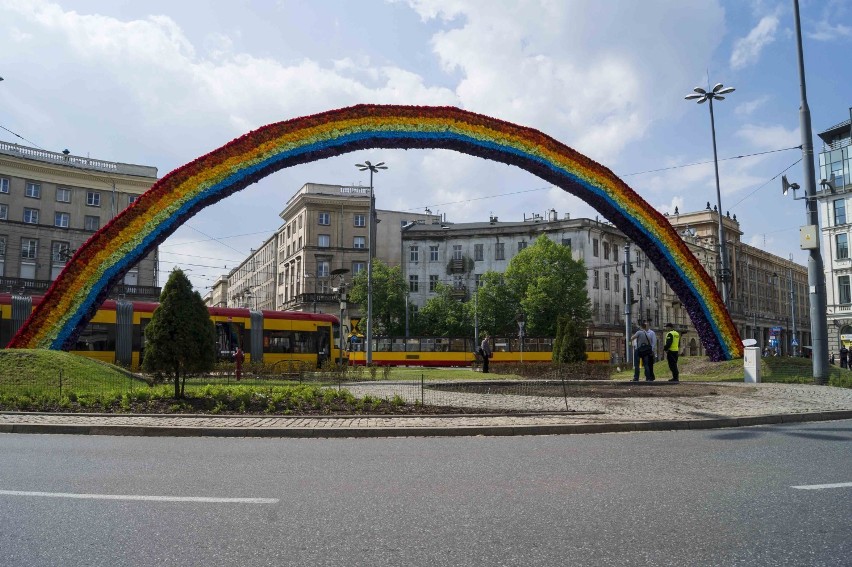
0 141 160 300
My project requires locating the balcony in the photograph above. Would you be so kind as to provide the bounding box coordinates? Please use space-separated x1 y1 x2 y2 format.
280 292 340 310
450 285 468 300
450 258 465 273
0 277 161 301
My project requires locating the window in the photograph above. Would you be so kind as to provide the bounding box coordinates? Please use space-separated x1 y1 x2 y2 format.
614 273 620 292
605 303 611 323
592 238 599 257
21 238 38 259
25 182 41 199
837 233 849 260
645 279 650 297
409 274 419 292
84 215 100 231
353 236 365 249
475 273 483 288
474 244 483 261
87 191 101 207
453 245 463 260
128 195 137 205
429 274 439 292
352 261 365 275
654 281 659 298
23 208 39 224
430 245 439 262
56 187 71 203
410 246 419 262
0 204 7 220
518 241 527 252
839 275 851 304
603 242 610 260
52 241 70 265
354 214 366 227
317 260 330 278
0 177 8 193
495 242 505 260
834 199 846 225
613 246 618 262
318 234 330 248
593 301 600 316
593 270 599 289
604 271 610 290
318 212 330 225
54 212 70 228
562 238 571 248
400 220 409 227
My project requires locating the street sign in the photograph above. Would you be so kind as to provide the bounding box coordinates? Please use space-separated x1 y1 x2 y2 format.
792 338 799 347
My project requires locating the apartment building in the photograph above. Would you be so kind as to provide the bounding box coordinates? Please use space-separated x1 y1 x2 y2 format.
401 207 810 362
0 141 160 300
816 112 852 353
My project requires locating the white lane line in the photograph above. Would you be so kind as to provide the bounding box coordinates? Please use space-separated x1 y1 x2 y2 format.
791 482 852 491
0 490 278 504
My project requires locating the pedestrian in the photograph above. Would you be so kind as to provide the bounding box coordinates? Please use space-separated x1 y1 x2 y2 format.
234 346 245 381
630 320 656 381
479 332 493 373
663 323 680 382
830 353 836 365
841 345 848 369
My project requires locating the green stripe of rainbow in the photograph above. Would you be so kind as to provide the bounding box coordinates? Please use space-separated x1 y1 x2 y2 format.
10 105 742 360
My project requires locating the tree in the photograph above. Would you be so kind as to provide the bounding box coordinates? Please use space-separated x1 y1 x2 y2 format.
416 283 470 336
504 235 591 337
348 260 408 336
553 315 588 363
470 271 519 337
142 269 216 398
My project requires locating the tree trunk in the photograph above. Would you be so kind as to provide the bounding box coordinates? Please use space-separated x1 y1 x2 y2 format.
174 365 181 398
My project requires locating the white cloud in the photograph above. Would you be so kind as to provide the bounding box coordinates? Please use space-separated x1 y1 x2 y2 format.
735 95 771 116
730 15 779 70
736 123 799 150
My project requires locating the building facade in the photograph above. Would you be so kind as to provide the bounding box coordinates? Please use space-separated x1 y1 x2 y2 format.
0 141 160 300
401 207 810 362
816 113 852 354
216 183 430 314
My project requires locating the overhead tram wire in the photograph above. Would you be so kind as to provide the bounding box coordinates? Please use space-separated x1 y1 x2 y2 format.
404 145 802 213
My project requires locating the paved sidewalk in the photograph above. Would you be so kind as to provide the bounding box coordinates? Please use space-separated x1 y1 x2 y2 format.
1 382 851 438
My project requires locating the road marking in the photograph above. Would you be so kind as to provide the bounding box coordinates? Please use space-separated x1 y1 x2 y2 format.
791 482 852 491
0 490 278 504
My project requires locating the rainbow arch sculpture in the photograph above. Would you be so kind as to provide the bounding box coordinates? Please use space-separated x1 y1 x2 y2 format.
10 105 742 360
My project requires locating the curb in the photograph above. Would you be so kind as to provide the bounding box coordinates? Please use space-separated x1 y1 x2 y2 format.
1 410 850 438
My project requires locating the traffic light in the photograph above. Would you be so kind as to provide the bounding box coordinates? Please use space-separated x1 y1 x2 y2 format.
623 289 639 305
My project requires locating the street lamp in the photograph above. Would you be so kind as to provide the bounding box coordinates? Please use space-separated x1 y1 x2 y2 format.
331 268 350 366
355 159 387 365
516 311 526 363
685 82 735 307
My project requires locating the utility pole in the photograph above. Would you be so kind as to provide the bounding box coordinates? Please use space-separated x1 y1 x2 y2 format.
623 244 633 365
793 0 828 383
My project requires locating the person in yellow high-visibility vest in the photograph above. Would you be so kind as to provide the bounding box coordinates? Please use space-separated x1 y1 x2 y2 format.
663 323 681 382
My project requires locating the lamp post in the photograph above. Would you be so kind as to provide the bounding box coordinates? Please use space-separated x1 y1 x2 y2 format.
516 311 526 363
355 160 387 365
330 268 350 366
685 82 735 307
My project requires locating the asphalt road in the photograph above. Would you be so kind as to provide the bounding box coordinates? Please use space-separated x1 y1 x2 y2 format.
1 420 850 567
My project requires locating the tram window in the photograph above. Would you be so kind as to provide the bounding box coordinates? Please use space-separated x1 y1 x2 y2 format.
405 338 420 352
391 338 406 352
292 331 316 354
376 338 391 352
421 338 435 352
75 323 115 351
263 330 293 353
449 338 467 352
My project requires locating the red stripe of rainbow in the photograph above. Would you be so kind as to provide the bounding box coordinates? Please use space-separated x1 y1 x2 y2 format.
9 105 741 360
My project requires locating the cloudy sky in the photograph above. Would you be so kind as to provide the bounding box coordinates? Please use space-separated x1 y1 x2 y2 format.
1 0 850 292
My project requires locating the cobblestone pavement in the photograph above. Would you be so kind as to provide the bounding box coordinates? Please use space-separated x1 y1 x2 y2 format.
1 382 851 438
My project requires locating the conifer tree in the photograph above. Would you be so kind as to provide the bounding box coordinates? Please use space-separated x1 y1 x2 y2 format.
142 269 216 398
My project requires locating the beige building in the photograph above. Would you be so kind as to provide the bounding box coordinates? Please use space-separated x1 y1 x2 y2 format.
210 183 430 314
275 183 429 313
666 208 810 355
0 141 160 300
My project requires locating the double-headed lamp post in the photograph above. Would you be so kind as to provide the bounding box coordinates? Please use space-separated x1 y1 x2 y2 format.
685 83 735 307
355 160 387 365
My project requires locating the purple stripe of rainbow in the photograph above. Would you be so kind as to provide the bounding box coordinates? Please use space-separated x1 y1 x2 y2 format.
10 105 741 359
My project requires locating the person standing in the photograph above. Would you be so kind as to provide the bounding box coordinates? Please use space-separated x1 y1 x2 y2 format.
480 332 493 373
630 320 656 381
840 345 849 369
663 323 681 382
